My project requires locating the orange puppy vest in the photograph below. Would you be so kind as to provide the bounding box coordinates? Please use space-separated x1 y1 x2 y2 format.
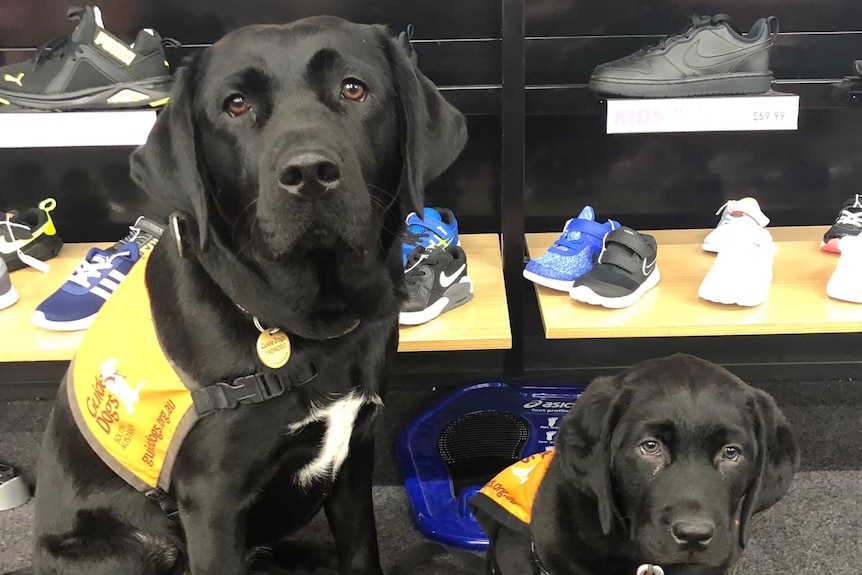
470 449 555 533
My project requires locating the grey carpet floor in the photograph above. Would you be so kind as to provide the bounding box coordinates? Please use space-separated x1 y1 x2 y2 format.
2 380 861 574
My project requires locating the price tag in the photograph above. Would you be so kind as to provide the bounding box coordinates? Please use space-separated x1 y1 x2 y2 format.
606 92 799 134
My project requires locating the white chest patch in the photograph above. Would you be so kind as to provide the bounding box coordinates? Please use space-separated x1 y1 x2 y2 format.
288 392 379 488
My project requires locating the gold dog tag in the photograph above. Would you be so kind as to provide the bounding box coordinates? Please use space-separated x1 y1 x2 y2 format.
256 329 291 368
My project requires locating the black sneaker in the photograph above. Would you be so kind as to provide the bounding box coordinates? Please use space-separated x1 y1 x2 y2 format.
1 198 64 272
589 14 778 98
569 227 660 309
822 195 862 254
400 245 474 325
0 6 175 112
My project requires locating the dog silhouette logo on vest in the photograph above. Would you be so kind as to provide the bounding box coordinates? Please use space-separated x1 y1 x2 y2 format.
100 359 146 415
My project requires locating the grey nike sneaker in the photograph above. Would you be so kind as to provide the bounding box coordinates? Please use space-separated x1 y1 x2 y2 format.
589 14 779 98
400 245 474 325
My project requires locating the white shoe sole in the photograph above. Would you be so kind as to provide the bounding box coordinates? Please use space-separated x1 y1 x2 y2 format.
0 286 18 310
399 276 474 325
523 269 575 292
31 310 97 332
698 251 775 307
827 241 862 303
569 269 660 309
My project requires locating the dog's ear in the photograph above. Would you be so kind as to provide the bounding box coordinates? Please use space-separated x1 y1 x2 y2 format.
556 375 630 535
738 389 799 547
386 31 467 216
129 53 209 248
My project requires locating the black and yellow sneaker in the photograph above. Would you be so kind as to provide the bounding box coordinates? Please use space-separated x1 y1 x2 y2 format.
0 6 176 112
1 198 64 272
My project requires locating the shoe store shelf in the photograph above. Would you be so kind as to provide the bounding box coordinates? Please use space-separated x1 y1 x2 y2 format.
0 110 157 149
0 243 112 362
526 226 862 339
0 234 511 363
399 233 512 352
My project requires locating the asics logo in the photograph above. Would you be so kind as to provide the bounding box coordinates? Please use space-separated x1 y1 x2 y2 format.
439 264 465 288
3 73 24 87
682 38 752 70
642 257 657 276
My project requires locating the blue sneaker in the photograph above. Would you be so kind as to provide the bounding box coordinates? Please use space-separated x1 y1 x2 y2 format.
401 207 459 264
523 206 620 292
32 242 141 332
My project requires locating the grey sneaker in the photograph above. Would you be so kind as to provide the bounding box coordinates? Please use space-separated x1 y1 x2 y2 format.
0 259 18 310
589 14 778 98
400 245 474 325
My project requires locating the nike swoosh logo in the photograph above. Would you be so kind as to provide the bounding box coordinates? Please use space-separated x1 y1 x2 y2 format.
682 38 753 70
440 264 466 288
642 258 657 276
0 236 28 254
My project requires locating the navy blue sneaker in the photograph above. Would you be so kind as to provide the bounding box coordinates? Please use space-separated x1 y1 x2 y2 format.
401 207 459 265
31 216 164 331
32 242 141 331
523 206 620 291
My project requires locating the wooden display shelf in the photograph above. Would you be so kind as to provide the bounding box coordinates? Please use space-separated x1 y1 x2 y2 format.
0 234 511 362
0 243 112 362
398 233 512 352
526 226 862 339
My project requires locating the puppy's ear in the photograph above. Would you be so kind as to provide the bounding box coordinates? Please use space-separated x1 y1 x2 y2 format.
738 390 799 547
386 32 467 216
556 375 629 535
129 53 209 248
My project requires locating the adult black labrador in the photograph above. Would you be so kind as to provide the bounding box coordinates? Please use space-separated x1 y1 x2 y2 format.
29 16 466 575
472 353 798 575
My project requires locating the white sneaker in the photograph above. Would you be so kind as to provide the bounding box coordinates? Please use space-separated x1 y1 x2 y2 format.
702 197 770 253
698 227 776 307
827 235 862 303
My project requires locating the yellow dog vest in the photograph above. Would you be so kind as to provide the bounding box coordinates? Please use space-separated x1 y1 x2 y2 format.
470 449 555 534
68 255 195 493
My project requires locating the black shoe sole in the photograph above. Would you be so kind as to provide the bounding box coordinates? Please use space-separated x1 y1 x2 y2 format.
0 77 172 112
589 72 773 98
2 235 64 272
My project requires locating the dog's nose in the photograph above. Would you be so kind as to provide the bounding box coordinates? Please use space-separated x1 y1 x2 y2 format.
277 151 341 197
670 520 715 548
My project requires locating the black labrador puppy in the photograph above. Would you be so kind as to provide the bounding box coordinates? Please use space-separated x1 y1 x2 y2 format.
473 353 798 575
30 16 465 575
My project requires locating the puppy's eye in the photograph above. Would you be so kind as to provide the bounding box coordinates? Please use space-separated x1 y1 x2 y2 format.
224 94 251 117
340 78 368 102
640 439 662 455
721 445 741 461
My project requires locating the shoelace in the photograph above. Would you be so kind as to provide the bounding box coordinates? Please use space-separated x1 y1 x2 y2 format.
404 250 431 275
713 200 768 227
33 34 80 67
68 250 131 289
836 208 862 229
641 14 718 53
2 214 49 272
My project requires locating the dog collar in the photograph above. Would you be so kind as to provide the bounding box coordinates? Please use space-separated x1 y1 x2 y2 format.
530 540 665 575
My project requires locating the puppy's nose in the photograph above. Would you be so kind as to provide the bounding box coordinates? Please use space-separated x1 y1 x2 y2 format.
277 151 341 197
671 520 715 548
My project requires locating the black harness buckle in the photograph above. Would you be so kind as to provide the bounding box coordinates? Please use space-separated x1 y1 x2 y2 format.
192 364 318 416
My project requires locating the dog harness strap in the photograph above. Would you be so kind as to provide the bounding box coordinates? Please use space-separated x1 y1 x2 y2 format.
530 540 552 575
144 487 178 518
192 363 318 416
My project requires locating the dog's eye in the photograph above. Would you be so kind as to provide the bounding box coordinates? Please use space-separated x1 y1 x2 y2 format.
224 94 251 117
640 439 662 455
721 446 741 461
340 78 368 102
